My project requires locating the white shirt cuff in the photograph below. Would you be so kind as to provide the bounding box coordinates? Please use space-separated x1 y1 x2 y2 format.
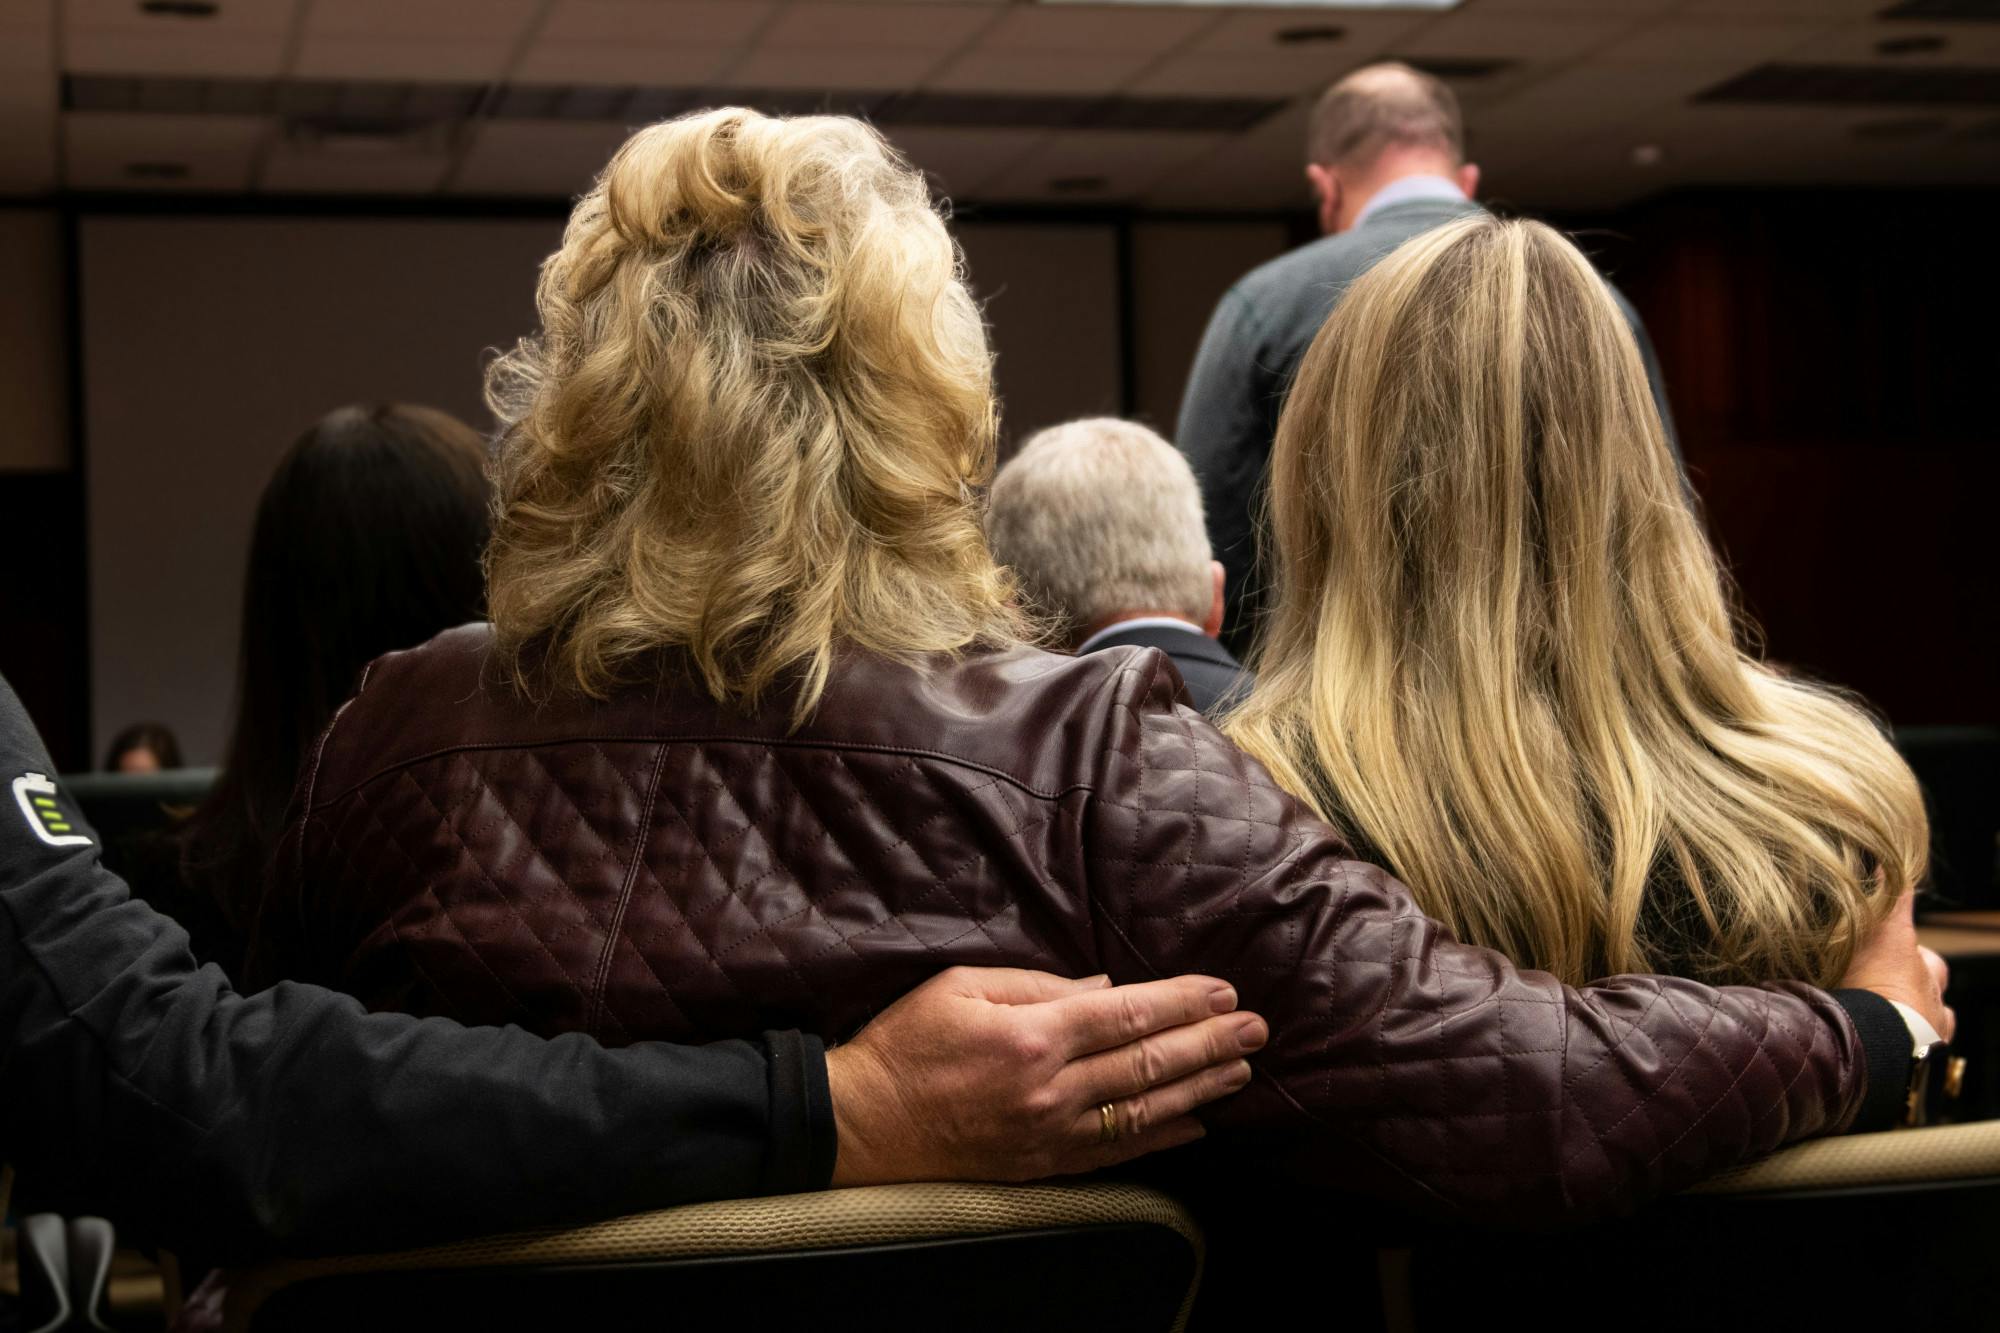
1888 999 1943 1057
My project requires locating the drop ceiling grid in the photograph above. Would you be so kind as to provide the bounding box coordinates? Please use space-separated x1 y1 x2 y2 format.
1341 1 1863 211
1502 7 1927 203
1143 2 1655 210
20 0 2000 208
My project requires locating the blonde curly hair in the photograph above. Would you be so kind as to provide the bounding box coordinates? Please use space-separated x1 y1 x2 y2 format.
484 107 1024 720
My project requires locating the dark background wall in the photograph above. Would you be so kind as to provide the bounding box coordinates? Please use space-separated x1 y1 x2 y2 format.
0 185 1993 772
1569 188 2000 729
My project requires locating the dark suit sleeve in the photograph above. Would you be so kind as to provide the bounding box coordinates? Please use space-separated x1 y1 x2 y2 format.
0 672 834 1262
1175 288 1277 644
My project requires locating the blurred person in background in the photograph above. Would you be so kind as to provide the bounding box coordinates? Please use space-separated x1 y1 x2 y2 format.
1178 61 1676 653
251 108 1941 1234
987 417 1247 716
1228 216 1945 1054
102 720 182 774
176 403 491 974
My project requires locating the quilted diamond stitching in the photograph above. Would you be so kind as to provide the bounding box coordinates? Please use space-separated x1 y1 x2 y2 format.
285 637 1866 1225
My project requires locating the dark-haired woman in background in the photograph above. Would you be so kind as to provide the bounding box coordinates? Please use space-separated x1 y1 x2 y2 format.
176 403 490 974
103 720 183 773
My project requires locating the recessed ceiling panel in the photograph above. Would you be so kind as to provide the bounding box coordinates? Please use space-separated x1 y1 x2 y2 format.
538 0 777 46
513 42 737 87
451 119 632 195
724 44 946 91
65 109 262 190
1699 61 2000 105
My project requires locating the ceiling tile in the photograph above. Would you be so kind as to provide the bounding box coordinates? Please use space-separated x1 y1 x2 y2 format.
63 0 298 78
1598 17 1831 63
260 139 453 193
1681 0 1883 14
1127 49 1366 98
538 1 776 45
303 0 541 40
1461 0 1677 11
511 40 737 86
294 36 518 81
881 125 1044 198
984 128 1225 203
452 119 631 195
62 0 293 33
724 43 946 90
1475 58 1753 136
977 5 1214 57
64 0 295 75
1191 9 1434 56
761 3 994 50
0 3 52 73
1400 13 1648 63
63 27 291 75
1205 97 1311 164
926 48 1156 94
64 110 263 190
1546 98 2000 199
1789 15 2000 63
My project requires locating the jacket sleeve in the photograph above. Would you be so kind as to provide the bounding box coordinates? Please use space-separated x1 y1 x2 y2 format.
1080 652 1884 1225
0 673 834 1262
1174 288 1277 644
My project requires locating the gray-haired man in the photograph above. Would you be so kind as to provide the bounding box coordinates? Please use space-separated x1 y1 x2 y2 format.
989 417 1248 716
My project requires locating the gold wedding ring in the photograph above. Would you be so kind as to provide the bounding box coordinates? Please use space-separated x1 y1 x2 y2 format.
1098 1102 1120 1144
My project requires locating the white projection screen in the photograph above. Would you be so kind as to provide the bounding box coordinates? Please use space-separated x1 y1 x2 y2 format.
79 213 1124 762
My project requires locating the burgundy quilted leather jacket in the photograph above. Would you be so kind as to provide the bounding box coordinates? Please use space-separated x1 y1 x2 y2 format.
254 624 1883 1224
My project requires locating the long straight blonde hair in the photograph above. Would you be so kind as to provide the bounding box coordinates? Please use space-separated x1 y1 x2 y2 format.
1226 215 1927 988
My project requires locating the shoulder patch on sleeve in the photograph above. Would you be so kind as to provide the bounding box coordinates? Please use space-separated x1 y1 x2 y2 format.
12 772 91 847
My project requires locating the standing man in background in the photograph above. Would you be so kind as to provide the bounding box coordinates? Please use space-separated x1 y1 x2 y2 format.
1177 62 1677 652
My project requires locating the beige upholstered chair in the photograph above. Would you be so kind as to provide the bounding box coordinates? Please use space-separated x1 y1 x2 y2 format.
1688 1118 2000 1196
1390 1122 2000 1331
224 1181 1203 1333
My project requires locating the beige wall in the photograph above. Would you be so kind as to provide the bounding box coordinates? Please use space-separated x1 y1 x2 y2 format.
957 222 1123 452
80 215 561 762
0 209 69 472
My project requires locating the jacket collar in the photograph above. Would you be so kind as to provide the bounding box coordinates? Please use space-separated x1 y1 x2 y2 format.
1083 621 1242 674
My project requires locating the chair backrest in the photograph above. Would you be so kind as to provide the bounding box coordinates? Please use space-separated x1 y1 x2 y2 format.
1395 1123 2000 1331
58 769 218 841
58 768 217 871
225 1182 1203 1333
1685 1117 2000 1196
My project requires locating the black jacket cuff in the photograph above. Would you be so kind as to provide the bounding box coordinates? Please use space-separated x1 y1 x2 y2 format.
1830 989 1913 1133
762 1030 836 1193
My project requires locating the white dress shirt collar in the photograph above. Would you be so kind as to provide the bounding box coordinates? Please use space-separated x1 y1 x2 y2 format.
1354 174 1469 229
